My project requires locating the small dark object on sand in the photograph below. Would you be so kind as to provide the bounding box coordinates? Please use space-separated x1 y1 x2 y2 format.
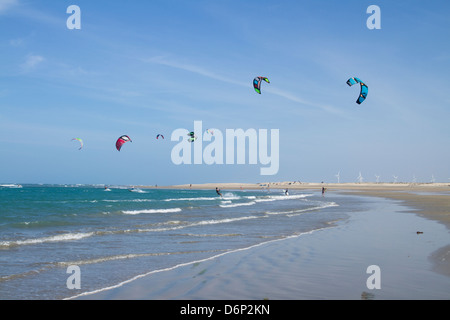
361 291 375 300
416 231 423 234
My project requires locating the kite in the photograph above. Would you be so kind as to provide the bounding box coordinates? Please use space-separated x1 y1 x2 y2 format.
187 131 197 142
156 134 164 139
116 135 132 151
253 76 270 94
71 138 83 150
346 77 368 104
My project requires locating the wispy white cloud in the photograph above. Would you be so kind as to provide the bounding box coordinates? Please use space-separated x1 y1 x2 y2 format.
20 54 45 71
145 55 343 115
144 56 248 87
9 38 24 46
0 0 18 13
1 0 62 26
265 86 343 115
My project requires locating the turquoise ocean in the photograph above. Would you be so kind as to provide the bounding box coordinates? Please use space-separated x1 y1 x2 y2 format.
0 184 356 299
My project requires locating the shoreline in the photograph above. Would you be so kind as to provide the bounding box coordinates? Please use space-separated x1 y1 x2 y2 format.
148 182 450 278
144 181 450 191
143 182 450 229
73 182 450 300
188 182 450 278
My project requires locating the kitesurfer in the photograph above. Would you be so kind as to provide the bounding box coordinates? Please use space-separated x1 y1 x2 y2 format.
216 187 222 197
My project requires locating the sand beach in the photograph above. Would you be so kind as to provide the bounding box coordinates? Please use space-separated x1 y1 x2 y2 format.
72 182 450 300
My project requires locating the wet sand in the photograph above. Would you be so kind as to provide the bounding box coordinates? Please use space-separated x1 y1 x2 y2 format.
335 187 450 278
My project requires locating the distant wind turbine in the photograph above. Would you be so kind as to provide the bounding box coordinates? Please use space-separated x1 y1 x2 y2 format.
357 172 363 183
431 175 435 183
375 175 380 183
393 175 398 183
335 171 340 184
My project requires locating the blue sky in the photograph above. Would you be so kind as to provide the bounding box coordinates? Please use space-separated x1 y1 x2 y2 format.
1 0 449 185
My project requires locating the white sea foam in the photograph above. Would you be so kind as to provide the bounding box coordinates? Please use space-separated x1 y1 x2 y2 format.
0 184 22 188
163 195 242 202
286 202 339 217
218 193 311 208
221 192 240 200
265 202 339 216
131 215 261 233
58 248 228 268
255 194 312 203
193 216 259 226
103 199 153 203
0 232 94 248
219 201 256 208
122 208 182 215
180 233 241 237
129 188 147 193
164 197 217 202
